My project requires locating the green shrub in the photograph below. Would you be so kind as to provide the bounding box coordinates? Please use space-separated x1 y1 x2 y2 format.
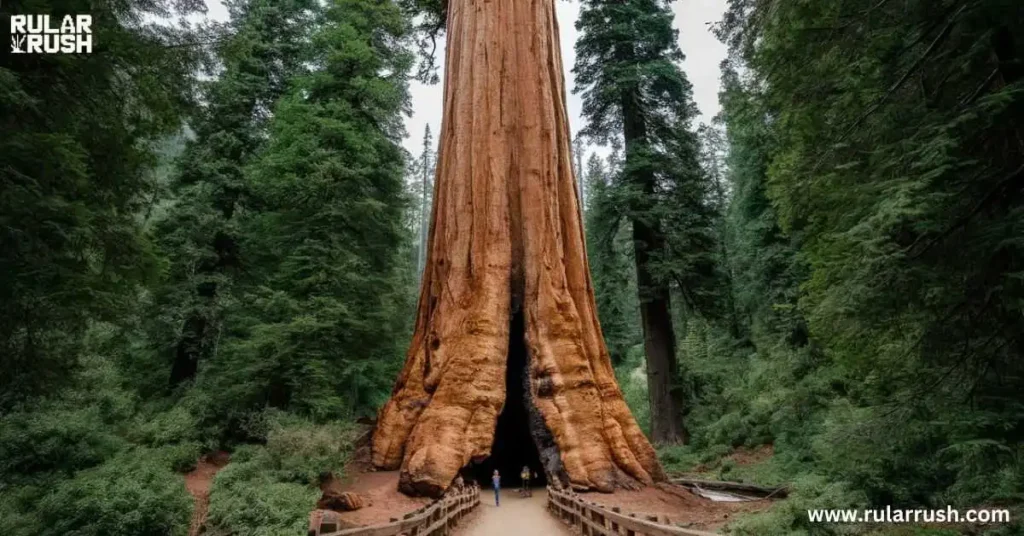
204 413 354 535
0 484 46 536
656 444 702 474
699 443 733 465
36 449 192 536
263 413 355 485
0 404 127 482
0 354 138 483
205 467 318 536
158 441 206 473
129 398 211 472
615 350 651 436
133 403 204 447
725 474 868 536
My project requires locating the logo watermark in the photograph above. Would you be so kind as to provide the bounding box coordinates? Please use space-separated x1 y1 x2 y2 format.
10 14 92 54
808 506 1011 524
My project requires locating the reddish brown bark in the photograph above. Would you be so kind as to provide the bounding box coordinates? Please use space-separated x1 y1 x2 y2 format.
372 0 665 497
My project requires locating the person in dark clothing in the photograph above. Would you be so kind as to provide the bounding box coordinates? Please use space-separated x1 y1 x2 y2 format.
520 465 531 496
492 470 501 506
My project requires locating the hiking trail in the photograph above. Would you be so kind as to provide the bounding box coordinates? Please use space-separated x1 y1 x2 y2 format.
455 488 570 536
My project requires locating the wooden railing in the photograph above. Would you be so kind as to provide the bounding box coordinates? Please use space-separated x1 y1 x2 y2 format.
318 485 480 536
546 486 720 536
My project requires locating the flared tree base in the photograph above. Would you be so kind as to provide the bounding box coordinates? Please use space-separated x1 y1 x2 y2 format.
371 0 665 497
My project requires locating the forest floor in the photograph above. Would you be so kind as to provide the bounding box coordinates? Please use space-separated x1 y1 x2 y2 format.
313 424 433 527
586 482 773 532
317 470 432 527
185 451 231 536
313 438 778 533
317 475 773 534
456 488 570 536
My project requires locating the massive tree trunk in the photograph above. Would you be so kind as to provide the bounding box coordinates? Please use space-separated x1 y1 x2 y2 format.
372 0 664 497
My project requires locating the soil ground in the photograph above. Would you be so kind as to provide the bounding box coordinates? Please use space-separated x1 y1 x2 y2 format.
585 482 774 532
185 451 231 536
317 470 432 527
725 444 774 467
312 425 432 527
313 432 776 533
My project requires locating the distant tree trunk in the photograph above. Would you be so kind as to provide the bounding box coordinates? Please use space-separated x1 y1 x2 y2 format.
169 228 238 386
574 135 585 210
621 92 688 445
372 0 664 497
417 125 433 277
632 222 688 444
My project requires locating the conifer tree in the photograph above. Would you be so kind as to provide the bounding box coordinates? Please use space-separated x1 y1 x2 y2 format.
0 0 204 407
574 0 719 443
150 0 317 386
573 135 586 209
416 125 435 276
205 0 414 420
713 0 1024 510
585 154 642 365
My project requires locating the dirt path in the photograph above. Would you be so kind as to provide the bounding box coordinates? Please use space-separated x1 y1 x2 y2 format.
456 489 570 536
185 452 230 536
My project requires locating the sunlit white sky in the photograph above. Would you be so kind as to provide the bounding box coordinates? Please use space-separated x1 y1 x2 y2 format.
201 0 728 159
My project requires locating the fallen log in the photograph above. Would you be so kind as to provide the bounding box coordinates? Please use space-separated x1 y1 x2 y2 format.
670 477 788 499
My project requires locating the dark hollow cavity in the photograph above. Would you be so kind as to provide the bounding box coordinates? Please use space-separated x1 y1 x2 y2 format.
467 310 565 489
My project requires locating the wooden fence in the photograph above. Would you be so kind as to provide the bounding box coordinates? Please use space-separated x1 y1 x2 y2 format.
317 485 480 536
547 486 720 536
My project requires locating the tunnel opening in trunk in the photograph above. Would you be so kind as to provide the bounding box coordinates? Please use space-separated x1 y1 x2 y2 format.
468 310 548 489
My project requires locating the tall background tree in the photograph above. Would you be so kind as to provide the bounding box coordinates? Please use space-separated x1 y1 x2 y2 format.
415 124 435 277
0 0 204 408
149 0 318 388
574 0 720 444
584 154 642 367
725 0 1024 509
204 0 415 423
0 0 419 533
654 1 1024 532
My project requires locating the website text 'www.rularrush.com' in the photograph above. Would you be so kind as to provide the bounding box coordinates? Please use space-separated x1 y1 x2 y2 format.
808 506 1011 524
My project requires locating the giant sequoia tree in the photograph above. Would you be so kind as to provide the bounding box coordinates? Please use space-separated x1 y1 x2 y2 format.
372 0 664 497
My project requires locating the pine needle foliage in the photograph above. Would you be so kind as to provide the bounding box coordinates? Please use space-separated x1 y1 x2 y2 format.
202 0 415 424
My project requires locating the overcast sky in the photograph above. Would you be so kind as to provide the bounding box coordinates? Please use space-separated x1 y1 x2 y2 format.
202 0 728 159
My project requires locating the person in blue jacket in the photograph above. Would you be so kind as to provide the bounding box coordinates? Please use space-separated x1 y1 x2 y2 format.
491 469 501 506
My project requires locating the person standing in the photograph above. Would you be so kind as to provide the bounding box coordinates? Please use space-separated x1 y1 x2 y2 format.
520 465 531 495
492 469 501 506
